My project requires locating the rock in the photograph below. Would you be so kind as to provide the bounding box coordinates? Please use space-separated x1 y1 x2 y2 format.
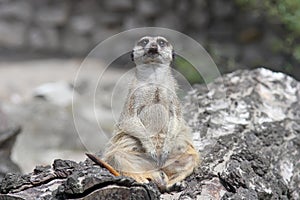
187 10 208 29
0 21 26 47
209 42 240 60
28 26 59 50
104 0 133 12
137 0 160 18
72 0 100 14
62 32 91 54
154 13 181 30
180 68 300 199
241 44 265 66
208 22 235 40
95 12 122 27
32 81 75 107
8 99 106 168
0 105 21 180
69 15 95 35
122 15 149 29
35 1 69 26
0 0 32 21
0 68 299 199
92 27 119 44
211 0 234 19
176 0 190 14
0 159 160 199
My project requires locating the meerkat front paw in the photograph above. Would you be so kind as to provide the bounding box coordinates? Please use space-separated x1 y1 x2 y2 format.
142 142 159 162
148 148 159 163
159 145 171 167
123 170 169 192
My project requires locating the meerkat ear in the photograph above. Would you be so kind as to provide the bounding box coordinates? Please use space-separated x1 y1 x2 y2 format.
130 50 134 61
172 50 175 60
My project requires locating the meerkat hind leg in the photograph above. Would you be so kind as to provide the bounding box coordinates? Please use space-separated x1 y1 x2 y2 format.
103 134 168 188
162 143 199 189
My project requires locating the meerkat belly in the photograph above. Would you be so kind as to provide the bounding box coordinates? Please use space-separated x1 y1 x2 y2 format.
138 104 169 149
138 104 169 134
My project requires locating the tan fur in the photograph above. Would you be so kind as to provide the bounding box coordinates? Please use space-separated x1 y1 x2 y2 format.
103 36 199 191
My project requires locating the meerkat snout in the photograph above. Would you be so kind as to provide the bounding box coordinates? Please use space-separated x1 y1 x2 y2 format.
147 44 158 56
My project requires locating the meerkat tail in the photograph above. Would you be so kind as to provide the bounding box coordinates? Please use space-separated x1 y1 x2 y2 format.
86 153 120 176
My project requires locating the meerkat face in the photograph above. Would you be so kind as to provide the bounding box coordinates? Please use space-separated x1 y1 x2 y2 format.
131 36 174 65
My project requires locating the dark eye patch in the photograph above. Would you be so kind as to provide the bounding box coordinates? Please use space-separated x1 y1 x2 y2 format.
157 39 168 47
138 39 149 47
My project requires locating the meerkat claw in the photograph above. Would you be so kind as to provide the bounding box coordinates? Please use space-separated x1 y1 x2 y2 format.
148 149 159 163
158 151 169 167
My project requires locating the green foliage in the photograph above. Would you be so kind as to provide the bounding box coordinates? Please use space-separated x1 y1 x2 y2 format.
236 0 300 61
266 0 300 34
174 56 204 85
293 45 300 61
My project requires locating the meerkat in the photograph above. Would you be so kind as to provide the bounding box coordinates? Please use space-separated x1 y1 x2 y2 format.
94 36 199 191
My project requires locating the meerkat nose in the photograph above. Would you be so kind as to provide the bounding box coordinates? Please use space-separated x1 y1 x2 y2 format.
149 43 158 49
148 44 158 55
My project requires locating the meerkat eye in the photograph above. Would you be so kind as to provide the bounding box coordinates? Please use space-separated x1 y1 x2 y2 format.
138 39 149 47
157 39 167 47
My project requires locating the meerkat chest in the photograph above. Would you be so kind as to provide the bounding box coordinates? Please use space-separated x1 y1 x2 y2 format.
135 85 171 135
134 84 171 112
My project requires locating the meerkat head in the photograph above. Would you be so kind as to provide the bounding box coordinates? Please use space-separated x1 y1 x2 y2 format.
131 36 174 65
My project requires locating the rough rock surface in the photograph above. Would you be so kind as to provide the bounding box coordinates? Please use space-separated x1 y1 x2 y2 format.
0 159 160 200
0 68 299 199
180 68 300 199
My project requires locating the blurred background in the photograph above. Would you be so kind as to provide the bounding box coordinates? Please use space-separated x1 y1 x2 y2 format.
0 0 299 178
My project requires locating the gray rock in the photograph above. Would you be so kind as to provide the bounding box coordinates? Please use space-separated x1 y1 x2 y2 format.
35 2 69 26
1 68 299 199
0 21 26 47
104 0 133 12
69 15 95 35
241 44 265 65
0 105 21 180
62 32 91 54
208 22 235 40
176 0 190 14
7 99 104 154
0 159 160 199
181 68 300 199
209 42 240 59
0 0 32 21
211 0 234 19
72 0 100 14
154 13 181 30
33 81 74 107
137 0 160 18
96 12 122 26
92 27 119 44
0 104 9 131
122 16 147 29
28 26 59 50
187 10 208 29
